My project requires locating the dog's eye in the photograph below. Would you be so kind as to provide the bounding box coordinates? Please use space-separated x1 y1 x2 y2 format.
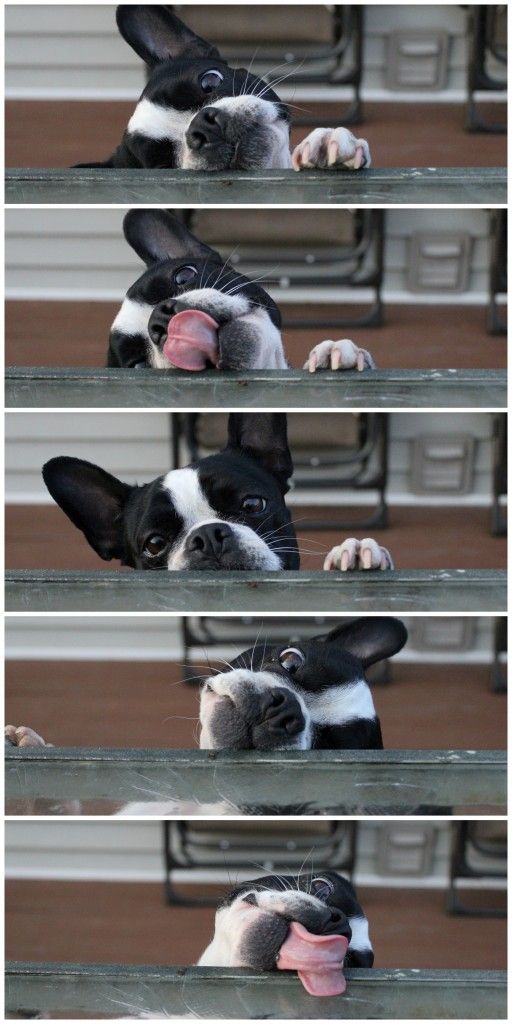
279 647 305 674
311 877 334 901
174 265 197 287
200 69 224 92
144 534 167 557
241 496 267 515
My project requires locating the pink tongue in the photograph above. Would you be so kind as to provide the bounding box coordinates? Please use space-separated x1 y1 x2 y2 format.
277 921 349 997
162 309 219 371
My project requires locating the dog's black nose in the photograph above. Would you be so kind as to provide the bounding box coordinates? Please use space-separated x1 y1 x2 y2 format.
187 106 229 150
148 299 177 348
259 687 304 736
185 522 234 563
318 908 351 938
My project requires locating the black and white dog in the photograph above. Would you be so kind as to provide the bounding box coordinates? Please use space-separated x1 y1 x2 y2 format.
198 871 373 996
109 208 375 373
6 616 406 812
42 413 393 573
80 5 371 173
200 617 407 752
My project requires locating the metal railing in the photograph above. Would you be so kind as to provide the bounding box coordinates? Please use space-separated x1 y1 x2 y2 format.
5 367 507 410
5 748 506 813
5 167 507 205
5 962 507 1019
5 569 506 612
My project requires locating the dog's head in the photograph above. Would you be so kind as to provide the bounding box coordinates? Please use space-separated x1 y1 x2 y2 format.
200 617 407 749
202 871 373 995
108 209 284 371
101 5 291 169
42 414 299 571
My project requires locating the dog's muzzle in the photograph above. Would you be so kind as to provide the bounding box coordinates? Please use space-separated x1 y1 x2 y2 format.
148 300 219 370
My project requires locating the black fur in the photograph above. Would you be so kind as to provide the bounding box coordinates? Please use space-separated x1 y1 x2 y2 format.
108 209 282 369
78 5 290 169
42 413 299 571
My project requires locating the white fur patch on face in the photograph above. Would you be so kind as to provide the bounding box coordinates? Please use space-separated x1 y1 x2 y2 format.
177 286 250 320
111 297 153 340
198 902 259 966
199 668 312 749
127 98 191 153
161 469 282 571
301 679 377 726
162 467 216 530
348 915 372 954
236 309 287 369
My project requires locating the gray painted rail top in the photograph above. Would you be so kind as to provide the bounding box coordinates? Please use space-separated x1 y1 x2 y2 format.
5 963 507 1019
5 748 506 811
5 568 506 612
6 367 507 409
5 166 507 205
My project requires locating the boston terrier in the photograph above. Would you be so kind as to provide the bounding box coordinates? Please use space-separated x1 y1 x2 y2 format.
198 871 374 995
109 208 375 373
42 413 393 573
199 617 407 752
79 5 371 173
6 617 406 815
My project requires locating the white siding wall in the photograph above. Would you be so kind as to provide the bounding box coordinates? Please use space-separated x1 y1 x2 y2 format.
5 411 496 505
4 614 497 663
5 820 454 887
5 208 492 303
5 4 475 100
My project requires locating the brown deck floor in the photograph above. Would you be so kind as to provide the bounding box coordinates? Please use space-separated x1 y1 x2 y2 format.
5 504 507 572
6 300 507 370
5 661 506 753
5 879 506 969
6 100 506 169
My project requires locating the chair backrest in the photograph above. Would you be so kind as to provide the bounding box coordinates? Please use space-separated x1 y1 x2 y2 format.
190 209 356 250
166 820 356 873
191 412 361 454
174 5 335 47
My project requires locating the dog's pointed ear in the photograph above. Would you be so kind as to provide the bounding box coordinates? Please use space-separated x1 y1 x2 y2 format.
321 617 407 667
226 414 293 494
116 5 220 66
123 209 221 267
42 457 132 562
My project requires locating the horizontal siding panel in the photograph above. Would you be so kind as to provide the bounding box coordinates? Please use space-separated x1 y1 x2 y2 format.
6 209 494 302
5 614 495 662
5 413 496 504
6 4 475 99
5 820 452 882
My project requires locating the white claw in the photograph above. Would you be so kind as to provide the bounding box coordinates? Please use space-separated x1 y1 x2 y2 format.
331 347 342 370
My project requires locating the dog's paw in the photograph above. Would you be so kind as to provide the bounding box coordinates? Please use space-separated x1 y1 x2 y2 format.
5 724 49 748
305 339 375 373
292 128 371 171
324 538 394 571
